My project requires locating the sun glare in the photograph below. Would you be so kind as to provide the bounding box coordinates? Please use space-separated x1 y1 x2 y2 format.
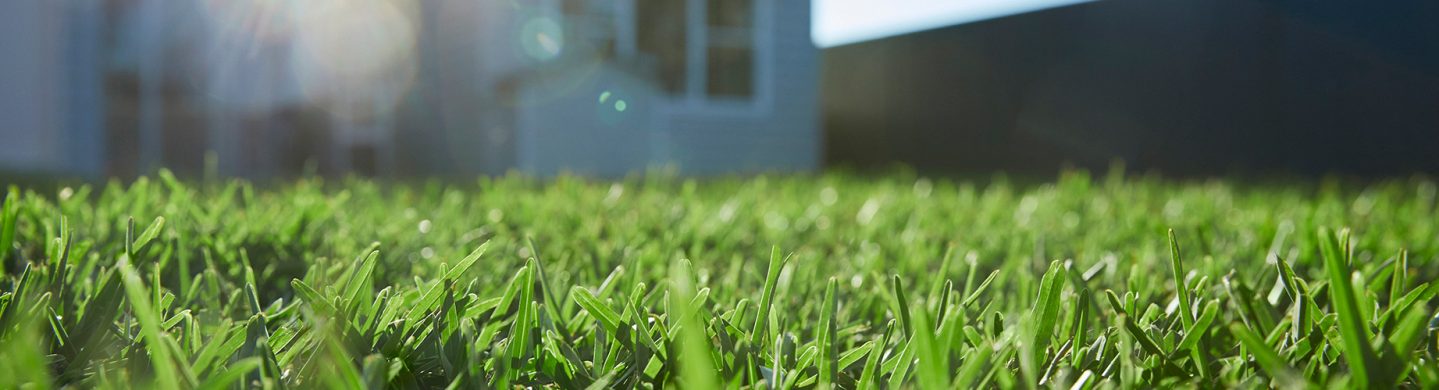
199 0 419 121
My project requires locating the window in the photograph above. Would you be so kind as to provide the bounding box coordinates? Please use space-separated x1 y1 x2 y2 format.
634 0 763 104
707 0 752 27
705 0 754 98
636 0 687 94
562 0 618 59
706 47 752 97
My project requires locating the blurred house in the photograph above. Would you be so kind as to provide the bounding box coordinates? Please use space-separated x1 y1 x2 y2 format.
824 0 1439 176
0 0 820 179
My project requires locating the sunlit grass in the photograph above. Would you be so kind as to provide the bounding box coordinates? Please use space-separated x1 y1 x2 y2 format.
1 169 1438 388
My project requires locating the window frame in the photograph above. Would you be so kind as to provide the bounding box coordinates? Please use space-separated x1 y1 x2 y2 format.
669 0 773 116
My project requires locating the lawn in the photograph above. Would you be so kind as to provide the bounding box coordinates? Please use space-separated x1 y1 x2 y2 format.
1 170 1437 388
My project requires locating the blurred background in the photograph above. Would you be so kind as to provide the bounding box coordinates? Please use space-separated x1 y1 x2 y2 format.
1 0 1436 180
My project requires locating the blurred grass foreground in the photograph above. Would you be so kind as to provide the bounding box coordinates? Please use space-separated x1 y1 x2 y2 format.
2 170 1439 388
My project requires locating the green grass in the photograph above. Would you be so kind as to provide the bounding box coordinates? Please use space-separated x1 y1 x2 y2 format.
2 169 1439 388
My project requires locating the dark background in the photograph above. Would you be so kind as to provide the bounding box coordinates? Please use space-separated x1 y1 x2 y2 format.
822 0 1439 177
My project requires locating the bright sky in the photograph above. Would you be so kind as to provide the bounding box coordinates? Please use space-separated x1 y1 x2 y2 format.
813 0 1094 47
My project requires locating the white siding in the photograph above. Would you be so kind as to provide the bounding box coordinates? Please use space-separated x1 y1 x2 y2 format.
516 66 660 177
0 1 66 173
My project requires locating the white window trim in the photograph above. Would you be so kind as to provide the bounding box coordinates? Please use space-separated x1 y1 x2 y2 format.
615 0 637 57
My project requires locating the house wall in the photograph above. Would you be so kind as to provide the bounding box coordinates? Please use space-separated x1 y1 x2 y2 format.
391 0 499 177
0 1 67 174
393 0 552 177
658 0 820 174
0 1 105 177
516 65 659 176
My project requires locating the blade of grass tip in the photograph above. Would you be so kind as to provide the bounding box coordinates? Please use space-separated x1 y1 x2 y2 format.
1276 255 1321 341
444 241 490 282
132 216 166 255
750 246 787 347
817 278 839 389
892 275 914 340
961 251 978 302
291 279 339 318
244 283 264 317
0 186 18 272
341 245 380 311
494 265 532 319
1168 229 1195 329
670 258 719 388
1319 228 1380 387
116 256 182 389
527 255 570 342
1275 255 1302 301
571 286 622 334
961 270 998 308
785 345 818 388
241 314 284 388
0 264 35 327
1229 322 1300 386
1067 289 1091 367
125 216 135 258
934 279 953 329
1030 260 1064 376
1389 250 1407 309
1390 283 1439 325
1104 290 1128 316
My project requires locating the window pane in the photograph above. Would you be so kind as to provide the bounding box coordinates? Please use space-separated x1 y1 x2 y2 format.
637 0 687 94
708 0 752 28
707 47 752 97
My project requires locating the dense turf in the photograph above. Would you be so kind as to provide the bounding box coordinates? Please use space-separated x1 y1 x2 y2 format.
2 170 1438 388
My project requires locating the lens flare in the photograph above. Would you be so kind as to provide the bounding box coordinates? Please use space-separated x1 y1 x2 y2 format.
198 0 307 112
196 0 419 121
593 86 635 127
520 17 564 61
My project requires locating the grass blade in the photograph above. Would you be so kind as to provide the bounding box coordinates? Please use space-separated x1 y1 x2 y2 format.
1319 228 1380 386
116 256 183 389
671 259 719 388
817 278 839 389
